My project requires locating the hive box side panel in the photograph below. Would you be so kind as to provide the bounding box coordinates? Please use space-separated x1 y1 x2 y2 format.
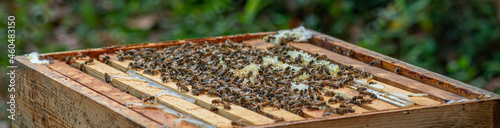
260 100 499 128
13 57 161 128
47 61 197 128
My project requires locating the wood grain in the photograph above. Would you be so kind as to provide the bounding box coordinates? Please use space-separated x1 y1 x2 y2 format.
47 61 197 128
14 56 162 128
258 100 498 128
76 59 234 127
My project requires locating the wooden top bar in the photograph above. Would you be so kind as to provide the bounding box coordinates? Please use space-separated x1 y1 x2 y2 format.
47 61 197 128
76 60 234 127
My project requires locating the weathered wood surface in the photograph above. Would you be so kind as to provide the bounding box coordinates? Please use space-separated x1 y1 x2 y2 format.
310 31 499 99
47 61 196 128
75 59 234 127
257 100 499 128
14 56 162 128
106 56 299 124
39 32 276 61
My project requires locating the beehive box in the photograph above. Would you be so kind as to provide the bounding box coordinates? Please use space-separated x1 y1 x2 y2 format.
13 30 500 128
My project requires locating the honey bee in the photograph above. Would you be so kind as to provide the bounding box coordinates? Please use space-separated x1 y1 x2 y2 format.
324 91 335 97
290 107 303 116
328 98 338 104
210 106 219 112
369 93 377 99
273 103 281 110
395 67 402 74
212 99 222 106
176 83 189 92
346 49 353 57
275 117 285 122
347 108 355 113
102 55 111 64
85 58 94 65
191 89 200 96
161 76 170 83
368 60 381 66
104 73 111 83
71 63 79 69
75 52 83 59
79 63 85 71
231 119 245 126
223 102 231 110
335 46 341 54
143 94 155 102
307 105 320 110
351 95 363 100
65 55 74 64
180 86 189 93
208 90 218 97
316 94 324 100
361 98 372 103
317 54 327 60
316 101 327 107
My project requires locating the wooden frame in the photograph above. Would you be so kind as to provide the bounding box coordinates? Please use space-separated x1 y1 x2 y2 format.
15 31 499 127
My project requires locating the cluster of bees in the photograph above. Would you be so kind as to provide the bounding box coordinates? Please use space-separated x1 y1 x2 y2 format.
115 40 377 119
65 52 95 71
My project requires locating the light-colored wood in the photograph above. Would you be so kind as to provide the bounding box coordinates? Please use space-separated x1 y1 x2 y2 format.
260 100 498 128
336 88 399 110
374 80 441 106
47 61 197 128
106 57 302 124
14 57 162 128
242 39 400 111
286 42 442 105
76 60 233 127
299 90 371 118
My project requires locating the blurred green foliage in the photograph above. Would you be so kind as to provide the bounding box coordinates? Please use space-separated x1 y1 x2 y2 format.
1 0 500 99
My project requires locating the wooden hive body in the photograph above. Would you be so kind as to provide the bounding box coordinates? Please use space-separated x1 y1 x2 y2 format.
13 31 499 128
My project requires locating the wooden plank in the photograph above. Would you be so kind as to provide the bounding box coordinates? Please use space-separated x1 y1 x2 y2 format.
14 56 162 128
309 32 499 100
259 100 499 128
289 42 457 103
374 80 441 106
301 95 371 118
75 60 233 127
242 39 399 111
47 61 197 128
39 32 276 61
336 88 398 110
106 57 301 124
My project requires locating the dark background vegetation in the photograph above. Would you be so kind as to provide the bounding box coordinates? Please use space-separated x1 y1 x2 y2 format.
1 0 500 123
